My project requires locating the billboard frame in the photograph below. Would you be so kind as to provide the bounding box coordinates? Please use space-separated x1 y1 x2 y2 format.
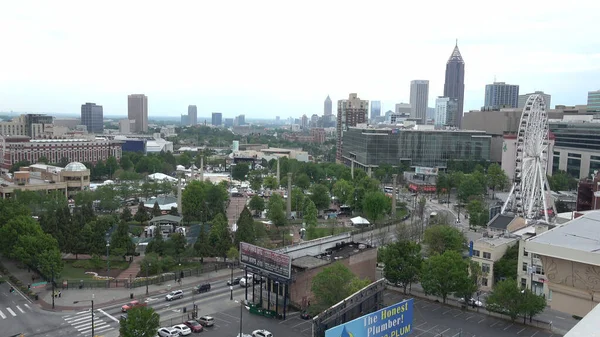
239 242 292 279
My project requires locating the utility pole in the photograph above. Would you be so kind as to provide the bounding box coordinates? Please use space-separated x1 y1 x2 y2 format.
51 266 55 309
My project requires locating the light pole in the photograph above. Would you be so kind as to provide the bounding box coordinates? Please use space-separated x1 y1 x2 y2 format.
235 299 244 337
230 264 234 301
106 242 110 275
51 265 55 309
73 295 94 337
146 262 150 295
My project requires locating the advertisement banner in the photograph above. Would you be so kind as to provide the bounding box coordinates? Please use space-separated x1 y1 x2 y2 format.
325 299 414 337
239 242 292 279
415 167 438 175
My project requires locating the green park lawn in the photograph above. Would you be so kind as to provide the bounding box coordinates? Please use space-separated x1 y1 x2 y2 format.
60 259 131 280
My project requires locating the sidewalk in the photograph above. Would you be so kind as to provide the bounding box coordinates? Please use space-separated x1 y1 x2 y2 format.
1 258 243 312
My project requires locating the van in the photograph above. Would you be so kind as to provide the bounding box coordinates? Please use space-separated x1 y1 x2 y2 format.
196 283 211 293
198 316 214 327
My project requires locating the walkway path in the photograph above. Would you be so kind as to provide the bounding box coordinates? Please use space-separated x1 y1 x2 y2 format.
116 255 144 280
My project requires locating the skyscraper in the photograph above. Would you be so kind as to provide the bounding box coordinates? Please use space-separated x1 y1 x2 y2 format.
324 95 333 116
435 97 458 127
212 112 223 126
484 82 519 109
410 80 429 124
188 105 198 125
336 93 368 162
443 42 465 128
80 102 104 134
518 91 551 109
371 101 381 119
128 94 148 133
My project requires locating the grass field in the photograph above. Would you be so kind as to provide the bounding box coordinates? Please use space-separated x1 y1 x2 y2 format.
60 259 131 280
307 226 352 240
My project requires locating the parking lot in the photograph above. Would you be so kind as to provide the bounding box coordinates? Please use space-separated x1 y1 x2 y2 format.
386 291 559 337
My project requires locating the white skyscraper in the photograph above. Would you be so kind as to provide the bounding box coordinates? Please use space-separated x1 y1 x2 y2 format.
435 96 459 127
410 80 429 124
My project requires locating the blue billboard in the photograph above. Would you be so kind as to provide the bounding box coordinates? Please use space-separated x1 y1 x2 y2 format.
325 299 413 337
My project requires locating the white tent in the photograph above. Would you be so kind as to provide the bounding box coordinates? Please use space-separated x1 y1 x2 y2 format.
350 216 370 226
148 173 177 182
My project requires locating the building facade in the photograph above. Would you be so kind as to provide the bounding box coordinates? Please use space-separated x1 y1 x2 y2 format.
0 114 54 138
395 103 411 115
0 136 122 171
128 94 148 133
502 133 555 184
212 112 222 126
341 127 491 172
410 80 429 124
324 95 332 116
188 105 198 125
472 236 518 291
587 90 600 112
484 82 520 109
443 43 465 128
549 121 600 179
370 100 381 119
80 103 104 134
434 96 458 127
519 91 551 110
336 93 368 162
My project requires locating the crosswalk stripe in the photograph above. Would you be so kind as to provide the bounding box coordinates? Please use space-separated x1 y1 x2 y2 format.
6 308 16 316
79 321 108 333
0 309 6 319
66 314 97 324
16 305 25 313
24 304 31 310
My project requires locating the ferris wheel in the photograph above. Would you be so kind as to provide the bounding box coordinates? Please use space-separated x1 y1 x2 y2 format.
501 94 555 222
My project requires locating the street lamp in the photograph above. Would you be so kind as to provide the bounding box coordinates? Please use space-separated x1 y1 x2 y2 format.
73 295 94 337
235 299 245 337
230 263 234 301
146 262 151 295
106 242 110 275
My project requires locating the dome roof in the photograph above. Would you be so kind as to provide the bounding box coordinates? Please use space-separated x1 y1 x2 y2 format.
64 162 88 172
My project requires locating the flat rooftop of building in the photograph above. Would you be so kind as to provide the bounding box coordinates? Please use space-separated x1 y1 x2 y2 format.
475 235 517 247
291 242 371 270
529 211 600 253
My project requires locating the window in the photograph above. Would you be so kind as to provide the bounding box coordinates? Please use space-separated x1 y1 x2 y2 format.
481 278 488 286
481 263 491 273
483 252 491 259
473 250 480 257
534 265 545 275
523 250 528 257
522 262 528 272
568 153 582 158
521 278 527 288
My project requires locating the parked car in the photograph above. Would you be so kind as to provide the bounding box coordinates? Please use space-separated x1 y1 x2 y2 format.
300 312 312 320
252 329 273 337
227 277 243 286
157 327 179 337
166 290 184 301
196 283 211 293
172 324 192 336
460 298 483 307
121 300 147 312
198 316 215 327
183 320 204 333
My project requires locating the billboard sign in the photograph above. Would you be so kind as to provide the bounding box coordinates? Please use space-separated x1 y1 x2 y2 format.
415 167 438 175
239 242 292 279
325 298 414 337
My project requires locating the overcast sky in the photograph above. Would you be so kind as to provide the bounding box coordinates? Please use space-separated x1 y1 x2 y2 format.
1 1 599 119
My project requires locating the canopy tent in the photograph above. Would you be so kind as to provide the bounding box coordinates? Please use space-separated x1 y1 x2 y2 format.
350 216 370 226
147 172 177 182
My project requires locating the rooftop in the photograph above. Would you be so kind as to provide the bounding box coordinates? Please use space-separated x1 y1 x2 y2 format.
291 242 371 270
529 212 600 254
475 235 517 247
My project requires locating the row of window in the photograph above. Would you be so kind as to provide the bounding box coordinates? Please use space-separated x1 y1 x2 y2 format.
472 250 491 259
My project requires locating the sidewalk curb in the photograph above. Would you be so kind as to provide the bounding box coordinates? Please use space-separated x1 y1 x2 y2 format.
35 270 243 313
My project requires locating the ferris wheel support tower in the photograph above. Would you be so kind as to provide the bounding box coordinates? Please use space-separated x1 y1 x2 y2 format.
501 94 556 222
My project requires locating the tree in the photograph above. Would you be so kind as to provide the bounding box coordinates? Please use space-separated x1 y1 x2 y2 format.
486 163 509 198
263 176 278 190
521 289 547 323
194 224 211 258
266 193 287 227
295 173 311 190
231 163 250 181
290 187 306 213
309 184 330 211
458 174 484 203
362 191 391 222
234 207 256 246
134 203 150 224
249 172 263 191
417 196 427 220
381 240 423 294
436 173 450 200
208 213 231 258
227 246 239 262
111 221 136 257
304 199 318 240
485 279 527 321
152 201 162 217
423 225 466 255
493 243 519 282
454 260 482 307
421 251 468 304
332 179 354 205
248 195 265 217
548 170 578 191
466 199 488 228
121 207 133 222
168 233 187 261
311 262 369 307
119 306 160 337
105 156 120 178
146 233 166 256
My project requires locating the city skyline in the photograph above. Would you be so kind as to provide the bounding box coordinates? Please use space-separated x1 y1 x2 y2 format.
1 1 599 118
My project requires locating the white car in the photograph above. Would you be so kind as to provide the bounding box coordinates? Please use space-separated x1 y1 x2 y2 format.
460 297 483 307
157 327 179 337
252 329 273 337
172 324 192 336
165 290 184 301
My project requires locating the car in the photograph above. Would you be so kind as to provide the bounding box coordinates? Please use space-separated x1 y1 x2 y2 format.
183 320 204 333
236 334 252 337
227 277 243 286
196 283 211 293
239 277 249 287
157 327 179 337
300 311 312 320
166 290 184 301
121 300 147 312
252 329 273 337
198 316 215 327
172 324 192 336
460 297 483 307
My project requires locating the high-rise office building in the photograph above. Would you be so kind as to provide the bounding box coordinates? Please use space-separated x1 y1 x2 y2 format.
443 42 465 128
484 82 519 109
435 97 458 127
371 101 381 119
128 94 148 133
237 114 246 126
336 93 368 162
395 103 411 115
587 90 600 112
410 80 429 124
80 102 104 134
324 95 333 116
188 105 198 125
181 114 189 125
212 112 223 126
518 91 551 110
